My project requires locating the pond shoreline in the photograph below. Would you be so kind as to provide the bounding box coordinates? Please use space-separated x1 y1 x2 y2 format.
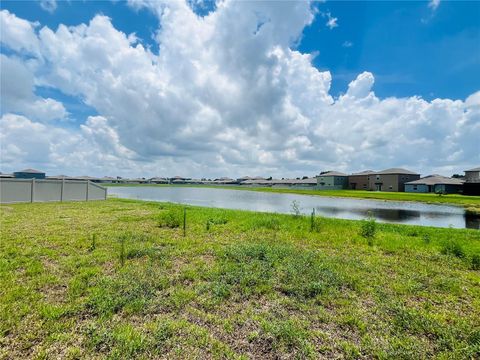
108 186 479 229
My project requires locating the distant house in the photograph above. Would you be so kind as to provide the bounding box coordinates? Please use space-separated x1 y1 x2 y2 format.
169 176 191 184
463 167 480 196
97 176 117 184
368 168 420 192
13 168 46 179
150 177 169 184
405 175 463 194
348 170 376 190
316 171 348 190
213 177 237 184
46 175 69 180
237 176 266 184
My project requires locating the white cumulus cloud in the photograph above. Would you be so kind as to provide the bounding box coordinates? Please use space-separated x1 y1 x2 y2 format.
0 2 478 178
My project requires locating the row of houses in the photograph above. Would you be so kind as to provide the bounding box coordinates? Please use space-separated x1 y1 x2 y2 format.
2 167 479 195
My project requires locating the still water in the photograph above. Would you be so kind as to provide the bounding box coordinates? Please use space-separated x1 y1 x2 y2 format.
109 186 479 229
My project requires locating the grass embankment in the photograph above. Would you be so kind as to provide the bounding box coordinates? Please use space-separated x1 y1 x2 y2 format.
1 199 479 359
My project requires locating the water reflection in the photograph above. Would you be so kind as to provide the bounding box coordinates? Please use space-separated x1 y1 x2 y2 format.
466 215 480 230
109 186 478 229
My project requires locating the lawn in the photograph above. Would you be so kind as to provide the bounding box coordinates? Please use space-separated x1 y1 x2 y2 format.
1 199 479 359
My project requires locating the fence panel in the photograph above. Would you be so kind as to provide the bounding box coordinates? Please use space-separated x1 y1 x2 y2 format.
35 180 62 202
0 179 107 203
0 179 32 203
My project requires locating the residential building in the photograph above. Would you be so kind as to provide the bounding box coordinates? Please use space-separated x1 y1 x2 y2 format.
405 175 463 194
150 177 169 184
13 168 46 179
316 171 348 190
368 168 420 192
348 170 375 190
463 167 480 195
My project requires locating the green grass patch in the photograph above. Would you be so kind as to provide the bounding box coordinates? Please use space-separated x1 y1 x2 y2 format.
1 198 479 358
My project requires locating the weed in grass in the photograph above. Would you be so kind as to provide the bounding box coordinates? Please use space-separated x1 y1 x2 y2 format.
86 267 168 317
251 215 280 230
422 234 431 244
158 208 182 228
183 207 186 237
360 214 376 242
125 247 164 260
441 241 465 259
258 318 314 358
119 235 126 267
291 200 301 217
470 254 480 270
90 233 97 251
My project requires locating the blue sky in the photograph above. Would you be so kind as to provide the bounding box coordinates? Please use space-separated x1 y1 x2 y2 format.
1 0 479 177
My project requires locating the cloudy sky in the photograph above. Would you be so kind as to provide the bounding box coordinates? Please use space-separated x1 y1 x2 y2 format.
0 0 479 178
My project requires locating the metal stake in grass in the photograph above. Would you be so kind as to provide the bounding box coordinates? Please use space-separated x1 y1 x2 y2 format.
90 233 97 251
183 207 187 237
310 208 315 232
120 236 126 267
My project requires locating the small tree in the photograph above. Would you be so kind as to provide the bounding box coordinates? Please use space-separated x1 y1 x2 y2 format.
360 212 376 244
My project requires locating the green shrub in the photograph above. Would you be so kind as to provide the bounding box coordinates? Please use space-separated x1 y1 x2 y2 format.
441 241 465 259
158 209 182 228
470 254 480 270
360 218 376 240
422 234 431 244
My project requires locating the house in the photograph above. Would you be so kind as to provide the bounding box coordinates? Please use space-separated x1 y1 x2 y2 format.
348 170 376 190
405 175 463 194
237 176 266 184
13 168 46 179
316 171 348 190
213 177 237 184
149 177 169 184
292 177 317 187
169 176 191 184
46 175 69 180
368 168 420 192
463 167 480 196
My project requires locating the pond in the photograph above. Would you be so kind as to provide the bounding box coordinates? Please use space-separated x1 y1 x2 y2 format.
108 186 479 229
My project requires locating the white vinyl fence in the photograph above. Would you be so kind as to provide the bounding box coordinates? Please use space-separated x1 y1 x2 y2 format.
0 178 107 203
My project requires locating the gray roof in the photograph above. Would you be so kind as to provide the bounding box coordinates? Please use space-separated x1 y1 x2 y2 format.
465 167 480 172
318 171 348 177
15 168 45 174
405 175 463 186
377 168 419 175
351 170 376 175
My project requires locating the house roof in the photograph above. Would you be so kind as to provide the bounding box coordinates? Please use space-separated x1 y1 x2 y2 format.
377 168 419 175
15 168 45 174
351 170 376 176
318 171 348 177
465 167 480 172
405 175 463 186
297 177 318 184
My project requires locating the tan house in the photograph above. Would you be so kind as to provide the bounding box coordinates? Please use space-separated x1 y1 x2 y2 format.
368 168 420 192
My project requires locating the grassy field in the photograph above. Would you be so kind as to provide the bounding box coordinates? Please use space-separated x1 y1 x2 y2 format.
1 199 479 359
103 183 480 211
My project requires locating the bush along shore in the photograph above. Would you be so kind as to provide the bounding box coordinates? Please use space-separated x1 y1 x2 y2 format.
1 198 479 359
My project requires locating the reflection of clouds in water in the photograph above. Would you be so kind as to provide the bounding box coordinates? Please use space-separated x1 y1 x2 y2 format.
109 187 473 229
